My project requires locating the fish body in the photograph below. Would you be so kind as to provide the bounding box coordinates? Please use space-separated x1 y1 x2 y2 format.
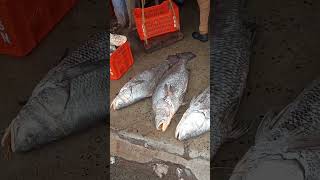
1 32 108 152
152 52 196 132
111 62 170 110
230 77 320 180
210 0 255 156
175 87 210 141
110 33 127 47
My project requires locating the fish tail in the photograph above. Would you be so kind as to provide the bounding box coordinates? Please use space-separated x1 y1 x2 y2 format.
166 52 197 66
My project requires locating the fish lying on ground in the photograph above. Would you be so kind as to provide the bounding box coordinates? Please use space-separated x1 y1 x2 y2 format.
111 62 171 110
210 0 256 157
152 52 196 132
175 87 210 141
110 52 194 111
1 32 108 153
230 77 320 180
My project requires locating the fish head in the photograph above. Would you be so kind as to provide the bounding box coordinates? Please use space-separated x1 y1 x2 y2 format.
110 95 128 110
154 108 173 132
175 110 209 141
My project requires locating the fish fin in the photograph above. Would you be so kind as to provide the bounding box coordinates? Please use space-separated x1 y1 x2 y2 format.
254 110 278 143
181 101 188 106
63 59 106 80
164 84 174 97
226 97 255 141
220 98 243 140
287 135 320 152
164 84 169 97
190 97 196 105
131 79 145 85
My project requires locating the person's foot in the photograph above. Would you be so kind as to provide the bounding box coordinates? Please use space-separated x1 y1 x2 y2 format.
192 32 208 42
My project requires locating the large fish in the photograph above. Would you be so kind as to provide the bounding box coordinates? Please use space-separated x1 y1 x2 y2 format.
210 0 256 157
152 52 196 132
230 77 320 180
175 87 210 141
1 32 108 152
111 62 171 110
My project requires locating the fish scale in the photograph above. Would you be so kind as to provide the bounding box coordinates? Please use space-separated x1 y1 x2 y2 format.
1 31 108 152
152 52 196 132
111 62 170 110
175 87 210 141
210 0 255 157
230 77 320 180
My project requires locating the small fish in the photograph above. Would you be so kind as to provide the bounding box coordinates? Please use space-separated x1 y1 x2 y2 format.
152 52 196 132
110 33 127 47
230 77 320 180
111 62 170 110
175 87 210 141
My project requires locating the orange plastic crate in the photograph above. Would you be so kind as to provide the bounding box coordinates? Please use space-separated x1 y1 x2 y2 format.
110 41 134 80
134 0 180 41
0 0 77 57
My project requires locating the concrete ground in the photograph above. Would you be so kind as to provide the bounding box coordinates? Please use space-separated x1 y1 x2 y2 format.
0 1 107 179
110 0 209 179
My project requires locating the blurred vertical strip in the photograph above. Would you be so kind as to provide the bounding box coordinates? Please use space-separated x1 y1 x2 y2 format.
111 0 128 27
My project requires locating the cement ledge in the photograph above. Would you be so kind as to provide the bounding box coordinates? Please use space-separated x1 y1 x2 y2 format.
111 131 210 180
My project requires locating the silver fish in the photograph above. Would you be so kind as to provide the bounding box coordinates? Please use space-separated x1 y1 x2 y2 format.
230 77 320 180
111 62 170 110
152 52 196 132
175 87 210 141
210 0 256 157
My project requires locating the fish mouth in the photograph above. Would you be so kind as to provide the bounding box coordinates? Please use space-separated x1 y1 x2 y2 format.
175 125 182 140
175 128 187 141
175 131 182 140
110 99 119 111
110 101 116 111
157 121 170 132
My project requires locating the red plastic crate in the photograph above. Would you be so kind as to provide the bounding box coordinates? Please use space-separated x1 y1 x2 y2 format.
110 41 134 80
134 0 180 41
0 0 77 57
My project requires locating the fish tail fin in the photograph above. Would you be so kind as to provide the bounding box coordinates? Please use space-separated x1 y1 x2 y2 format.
254 110 278 142
166 52 196 66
